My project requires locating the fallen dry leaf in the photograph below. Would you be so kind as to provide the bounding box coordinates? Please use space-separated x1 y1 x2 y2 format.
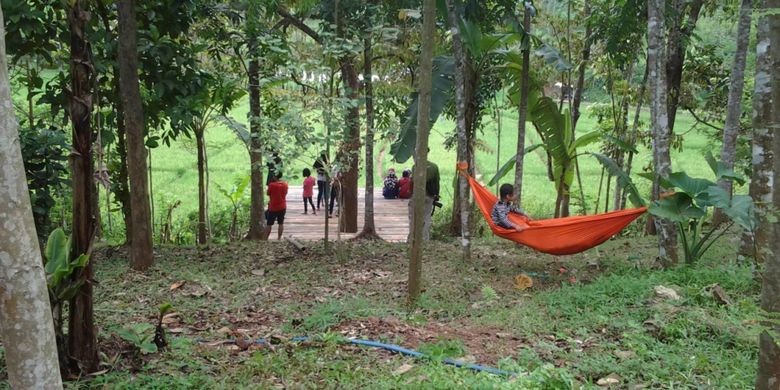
251 269 266 277
393 363 414 376
653 285 680 300
514 274 533 290
162 312 180 324
168 327 186 334
217 326 232 334
596 373 621 386
170 280 186 291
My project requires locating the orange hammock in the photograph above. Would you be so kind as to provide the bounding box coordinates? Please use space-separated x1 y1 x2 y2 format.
458 165 647 255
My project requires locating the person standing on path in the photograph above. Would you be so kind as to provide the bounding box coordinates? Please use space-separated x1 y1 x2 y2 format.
407 160 440 241
263 172 288 240
302 168 316 215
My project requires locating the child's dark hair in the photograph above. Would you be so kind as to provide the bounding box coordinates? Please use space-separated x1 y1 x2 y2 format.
499 183 514 200
303 168 311 177
402 169 410 178
271 171 283 180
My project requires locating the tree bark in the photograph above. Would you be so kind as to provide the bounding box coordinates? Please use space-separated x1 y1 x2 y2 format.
514 4 532 207
449 62 477 236
445 0 471 260
0 6 64 386
713 0 752 226
757 3 780 386
118 0 154 270
665 0 704 133
647 0 679 265
337 58 360 233
741 5 775 259
408 0 435 307
356 32 380 239
246 8 265 240
66 0 99 374
621 61 649 209
572 0 591 129
195 127 208 245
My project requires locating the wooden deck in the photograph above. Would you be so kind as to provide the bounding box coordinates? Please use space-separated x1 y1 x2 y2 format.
268 186 409 242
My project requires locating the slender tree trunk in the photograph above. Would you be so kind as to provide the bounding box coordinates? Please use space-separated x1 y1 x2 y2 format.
246 27 265 240
449 63 477 236
408 0 435 307
621 62 649 209
647 0 679 265
757 0 780 383
713 0 752 226
67 0 99 374
445 0 470 260
196 128 208 245
572 0 591 129
514 4 532 205
0 8 63 385
666 0 704 133
741 6 775 259
357 32 379 239
118 0 153 270
337 58 360 233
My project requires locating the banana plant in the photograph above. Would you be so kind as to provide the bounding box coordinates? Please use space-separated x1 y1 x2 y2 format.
44 228 90 305
216 175 251 241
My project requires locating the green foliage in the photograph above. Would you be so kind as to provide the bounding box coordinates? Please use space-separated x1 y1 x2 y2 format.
591 153 645 207
43 228 90 304
417 338 467 360
117 323 159 355
642 156 756 264
480 285 499 301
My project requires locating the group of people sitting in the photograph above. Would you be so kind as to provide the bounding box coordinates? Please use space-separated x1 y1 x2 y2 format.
381 168 412 199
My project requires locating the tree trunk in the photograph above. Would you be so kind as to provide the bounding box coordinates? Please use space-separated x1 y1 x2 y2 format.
0 7 64 385
337 58 360 233
757 2 780 385
572 0 591 129
647 0 679 265
449 62 477 236
196 127 208 245
246 28 265 240
67 0 99 374
445 0 471 260
514 4 532 206
741 5 775 259
621 61 649 209
666 0 704 133
118 0 153 271
408 0 435 307
357 33 379 239
713 0 752 226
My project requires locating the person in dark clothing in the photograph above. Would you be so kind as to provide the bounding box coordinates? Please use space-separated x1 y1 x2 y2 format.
328 172 341 217
407 160 440 241
314 152 329 210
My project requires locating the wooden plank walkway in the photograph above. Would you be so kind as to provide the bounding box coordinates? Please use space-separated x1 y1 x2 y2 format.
268 186 410 242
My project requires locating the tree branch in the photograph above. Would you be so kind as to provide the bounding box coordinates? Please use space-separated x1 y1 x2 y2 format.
276 7 322 44
686 108 722 132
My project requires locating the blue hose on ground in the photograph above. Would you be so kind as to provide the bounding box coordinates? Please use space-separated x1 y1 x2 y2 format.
207 336 514 377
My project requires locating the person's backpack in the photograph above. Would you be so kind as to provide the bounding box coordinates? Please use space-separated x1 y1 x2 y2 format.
383 176 399 198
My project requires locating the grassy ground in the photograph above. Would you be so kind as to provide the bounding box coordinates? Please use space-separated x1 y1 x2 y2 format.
0 232 759 389
100 97 728 243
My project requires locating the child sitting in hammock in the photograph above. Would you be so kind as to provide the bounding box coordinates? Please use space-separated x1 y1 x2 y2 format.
491 183 530 232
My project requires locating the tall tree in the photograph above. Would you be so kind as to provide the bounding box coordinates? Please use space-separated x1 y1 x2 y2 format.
66 0 99 373
743 1 775 259
647 0 679 264
0 5 63 386
408 0 435 306
757 2 780 386
445 0 471 260
713 0 752 226
246 0 265 240
117 0 154 270
514 2 532 207
356 13 380 240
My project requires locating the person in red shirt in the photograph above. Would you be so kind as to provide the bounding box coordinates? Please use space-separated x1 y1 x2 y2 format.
398 169 412 199
263 172 288 240
302 168 316 215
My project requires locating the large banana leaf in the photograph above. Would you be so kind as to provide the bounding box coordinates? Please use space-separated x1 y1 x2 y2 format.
591 153 645 207
488 144 545 186
705 152 745 185
390 56 455 163
649 193 706 223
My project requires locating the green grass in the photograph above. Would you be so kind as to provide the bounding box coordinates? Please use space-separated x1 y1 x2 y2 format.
0 232 756 389
101 95 727 243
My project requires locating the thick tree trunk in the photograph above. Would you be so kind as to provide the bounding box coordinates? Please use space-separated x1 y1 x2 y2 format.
741 8 775 259
337 58 360 233
757 1 780 384
514 5 532 206
666 0 704 133
0 7 64 385
67 0 99 374
647 0 679 265
445 0 471 260
196 128 208 245
118 0 153 270
246 38 265 240
357 33 379 239
713 0 752 226
408 0 435 307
